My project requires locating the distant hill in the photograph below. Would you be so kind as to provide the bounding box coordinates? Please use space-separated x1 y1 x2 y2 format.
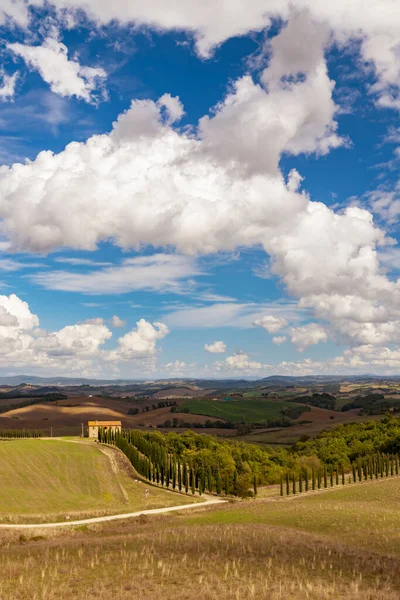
0 373 398 388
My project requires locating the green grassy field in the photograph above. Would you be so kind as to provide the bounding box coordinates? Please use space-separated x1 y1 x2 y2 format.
178 397 301 423
0 439 197 522
0 478 399 599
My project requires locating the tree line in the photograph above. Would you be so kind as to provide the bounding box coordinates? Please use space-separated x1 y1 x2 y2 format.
280 452 400 495
98 415 400 498
0 429 43 438
98 427 257 497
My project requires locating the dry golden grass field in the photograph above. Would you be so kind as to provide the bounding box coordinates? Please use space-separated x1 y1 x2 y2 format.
0 470 399 599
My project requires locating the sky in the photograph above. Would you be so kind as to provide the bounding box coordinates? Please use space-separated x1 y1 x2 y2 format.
0 1 400 379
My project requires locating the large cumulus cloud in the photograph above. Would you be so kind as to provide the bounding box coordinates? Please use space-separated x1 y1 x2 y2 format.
0 8 399 372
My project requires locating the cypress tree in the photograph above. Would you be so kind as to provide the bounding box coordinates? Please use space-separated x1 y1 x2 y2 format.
323 465 327 488
299 472 303 493
253 475 258 496
165 460 170 488
160 463 165 487
224 473 230 495
341 464 345 485
335 467 339 486
304 469 309 492
191 469 196 495
396 455 399 476
233 469 238 496
330 466 333 487
207 467 213 493
390 456 394 477
312 468 316 491
172 462 177 489
215 470 222 495
178 460 182 491
352 463 356 483
292 474 296 495
286 472 290 495
184 466 189 494
317 470 321 489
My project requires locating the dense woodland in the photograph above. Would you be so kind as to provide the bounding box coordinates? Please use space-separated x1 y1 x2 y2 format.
96 415 400 497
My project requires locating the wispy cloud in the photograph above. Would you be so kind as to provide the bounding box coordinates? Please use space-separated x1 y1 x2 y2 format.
0 258 47 271
31 254 203 295
163 300 307 329
55 257 113 266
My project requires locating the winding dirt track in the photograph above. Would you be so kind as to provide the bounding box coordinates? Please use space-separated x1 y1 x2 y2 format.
0 498 226 529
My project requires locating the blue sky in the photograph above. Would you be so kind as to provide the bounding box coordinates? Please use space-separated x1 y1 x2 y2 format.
0 1 399 378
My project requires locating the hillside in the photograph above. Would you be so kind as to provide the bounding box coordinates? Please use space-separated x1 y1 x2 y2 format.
0 440 196 523
0 477 399 599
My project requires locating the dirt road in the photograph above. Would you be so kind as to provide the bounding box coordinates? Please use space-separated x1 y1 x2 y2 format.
0 498 226 529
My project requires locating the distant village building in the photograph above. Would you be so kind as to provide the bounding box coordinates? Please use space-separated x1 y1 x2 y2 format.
88 420 122 439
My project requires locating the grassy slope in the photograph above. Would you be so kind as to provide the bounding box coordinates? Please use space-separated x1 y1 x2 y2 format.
184 477 400 554
0 479 399 599
179 397 298 422
0 439 197 522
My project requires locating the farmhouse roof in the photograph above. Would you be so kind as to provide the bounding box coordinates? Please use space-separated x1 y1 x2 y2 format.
88 420 122 426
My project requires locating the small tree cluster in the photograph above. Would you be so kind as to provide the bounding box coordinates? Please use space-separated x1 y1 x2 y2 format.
0 429 43 438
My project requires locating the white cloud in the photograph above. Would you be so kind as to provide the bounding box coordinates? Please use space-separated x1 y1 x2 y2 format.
108 319 169 361
8 36 106 103
31 254 201 294
0 71 18 102
199 12 342 176
0 9 400 356
204 340 226 353
164 301 303 330
290 323 328 351
253 315 288 333
365 182 400 225
272 336 287 345
216 352 264 372
12 2 396 89
109 315 126 328
54 257 113 266
0 0 27 28
0 293 170 375
0 294 39 331
32 318 112 357
0 258 45 271
163 359 187 376
333 345 400 373
8 0 398 113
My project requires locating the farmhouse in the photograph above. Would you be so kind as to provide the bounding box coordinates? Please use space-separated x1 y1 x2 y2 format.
88 420 122 439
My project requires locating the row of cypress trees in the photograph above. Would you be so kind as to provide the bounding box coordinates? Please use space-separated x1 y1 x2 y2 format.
351 452 399 481
0 429 43 438
280 452 400 496
99 427 252 497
